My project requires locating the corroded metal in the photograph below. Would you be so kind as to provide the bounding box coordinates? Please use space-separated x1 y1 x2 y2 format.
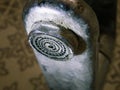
23 0 99 90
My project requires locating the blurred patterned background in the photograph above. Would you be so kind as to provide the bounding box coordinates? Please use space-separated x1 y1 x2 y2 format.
0 0 120 90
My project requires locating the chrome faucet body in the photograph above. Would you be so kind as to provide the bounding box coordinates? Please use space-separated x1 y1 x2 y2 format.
23 0 99 90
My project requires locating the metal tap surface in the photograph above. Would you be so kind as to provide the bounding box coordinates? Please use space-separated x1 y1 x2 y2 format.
23 0 99 90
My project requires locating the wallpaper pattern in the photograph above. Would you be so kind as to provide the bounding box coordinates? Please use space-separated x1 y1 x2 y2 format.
0 0 120 90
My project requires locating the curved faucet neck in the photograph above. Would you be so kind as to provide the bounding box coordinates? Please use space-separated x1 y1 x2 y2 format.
23 0 99 90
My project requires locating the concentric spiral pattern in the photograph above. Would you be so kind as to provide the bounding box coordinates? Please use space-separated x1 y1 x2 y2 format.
29 33 73 60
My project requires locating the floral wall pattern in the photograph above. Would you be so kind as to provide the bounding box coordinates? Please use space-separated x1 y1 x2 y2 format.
0 0 120 90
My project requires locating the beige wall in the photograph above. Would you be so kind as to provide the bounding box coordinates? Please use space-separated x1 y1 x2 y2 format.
0 0 120 90
103 0 120 90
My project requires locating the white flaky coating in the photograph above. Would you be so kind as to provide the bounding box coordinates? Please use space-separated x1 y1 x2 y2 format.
24 5 89 40
24 5 93 90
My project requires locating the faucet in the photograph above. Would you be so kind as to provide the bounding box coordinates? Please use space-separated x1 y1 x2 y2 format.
22 0 114 90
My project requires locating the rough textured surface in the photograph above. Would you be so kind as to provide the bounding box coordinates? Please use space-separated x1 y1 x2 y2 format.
0 0 119 90
24 2 96 90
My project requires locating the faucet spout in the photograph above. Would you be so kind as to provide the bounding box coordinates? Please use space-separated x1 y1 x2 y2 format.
23 0 99 90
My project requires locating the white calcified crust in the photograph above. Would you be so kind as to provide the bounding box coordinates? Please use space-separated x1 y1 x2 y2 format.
24 5 89 40
34 48 93 90
24 5 93 90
